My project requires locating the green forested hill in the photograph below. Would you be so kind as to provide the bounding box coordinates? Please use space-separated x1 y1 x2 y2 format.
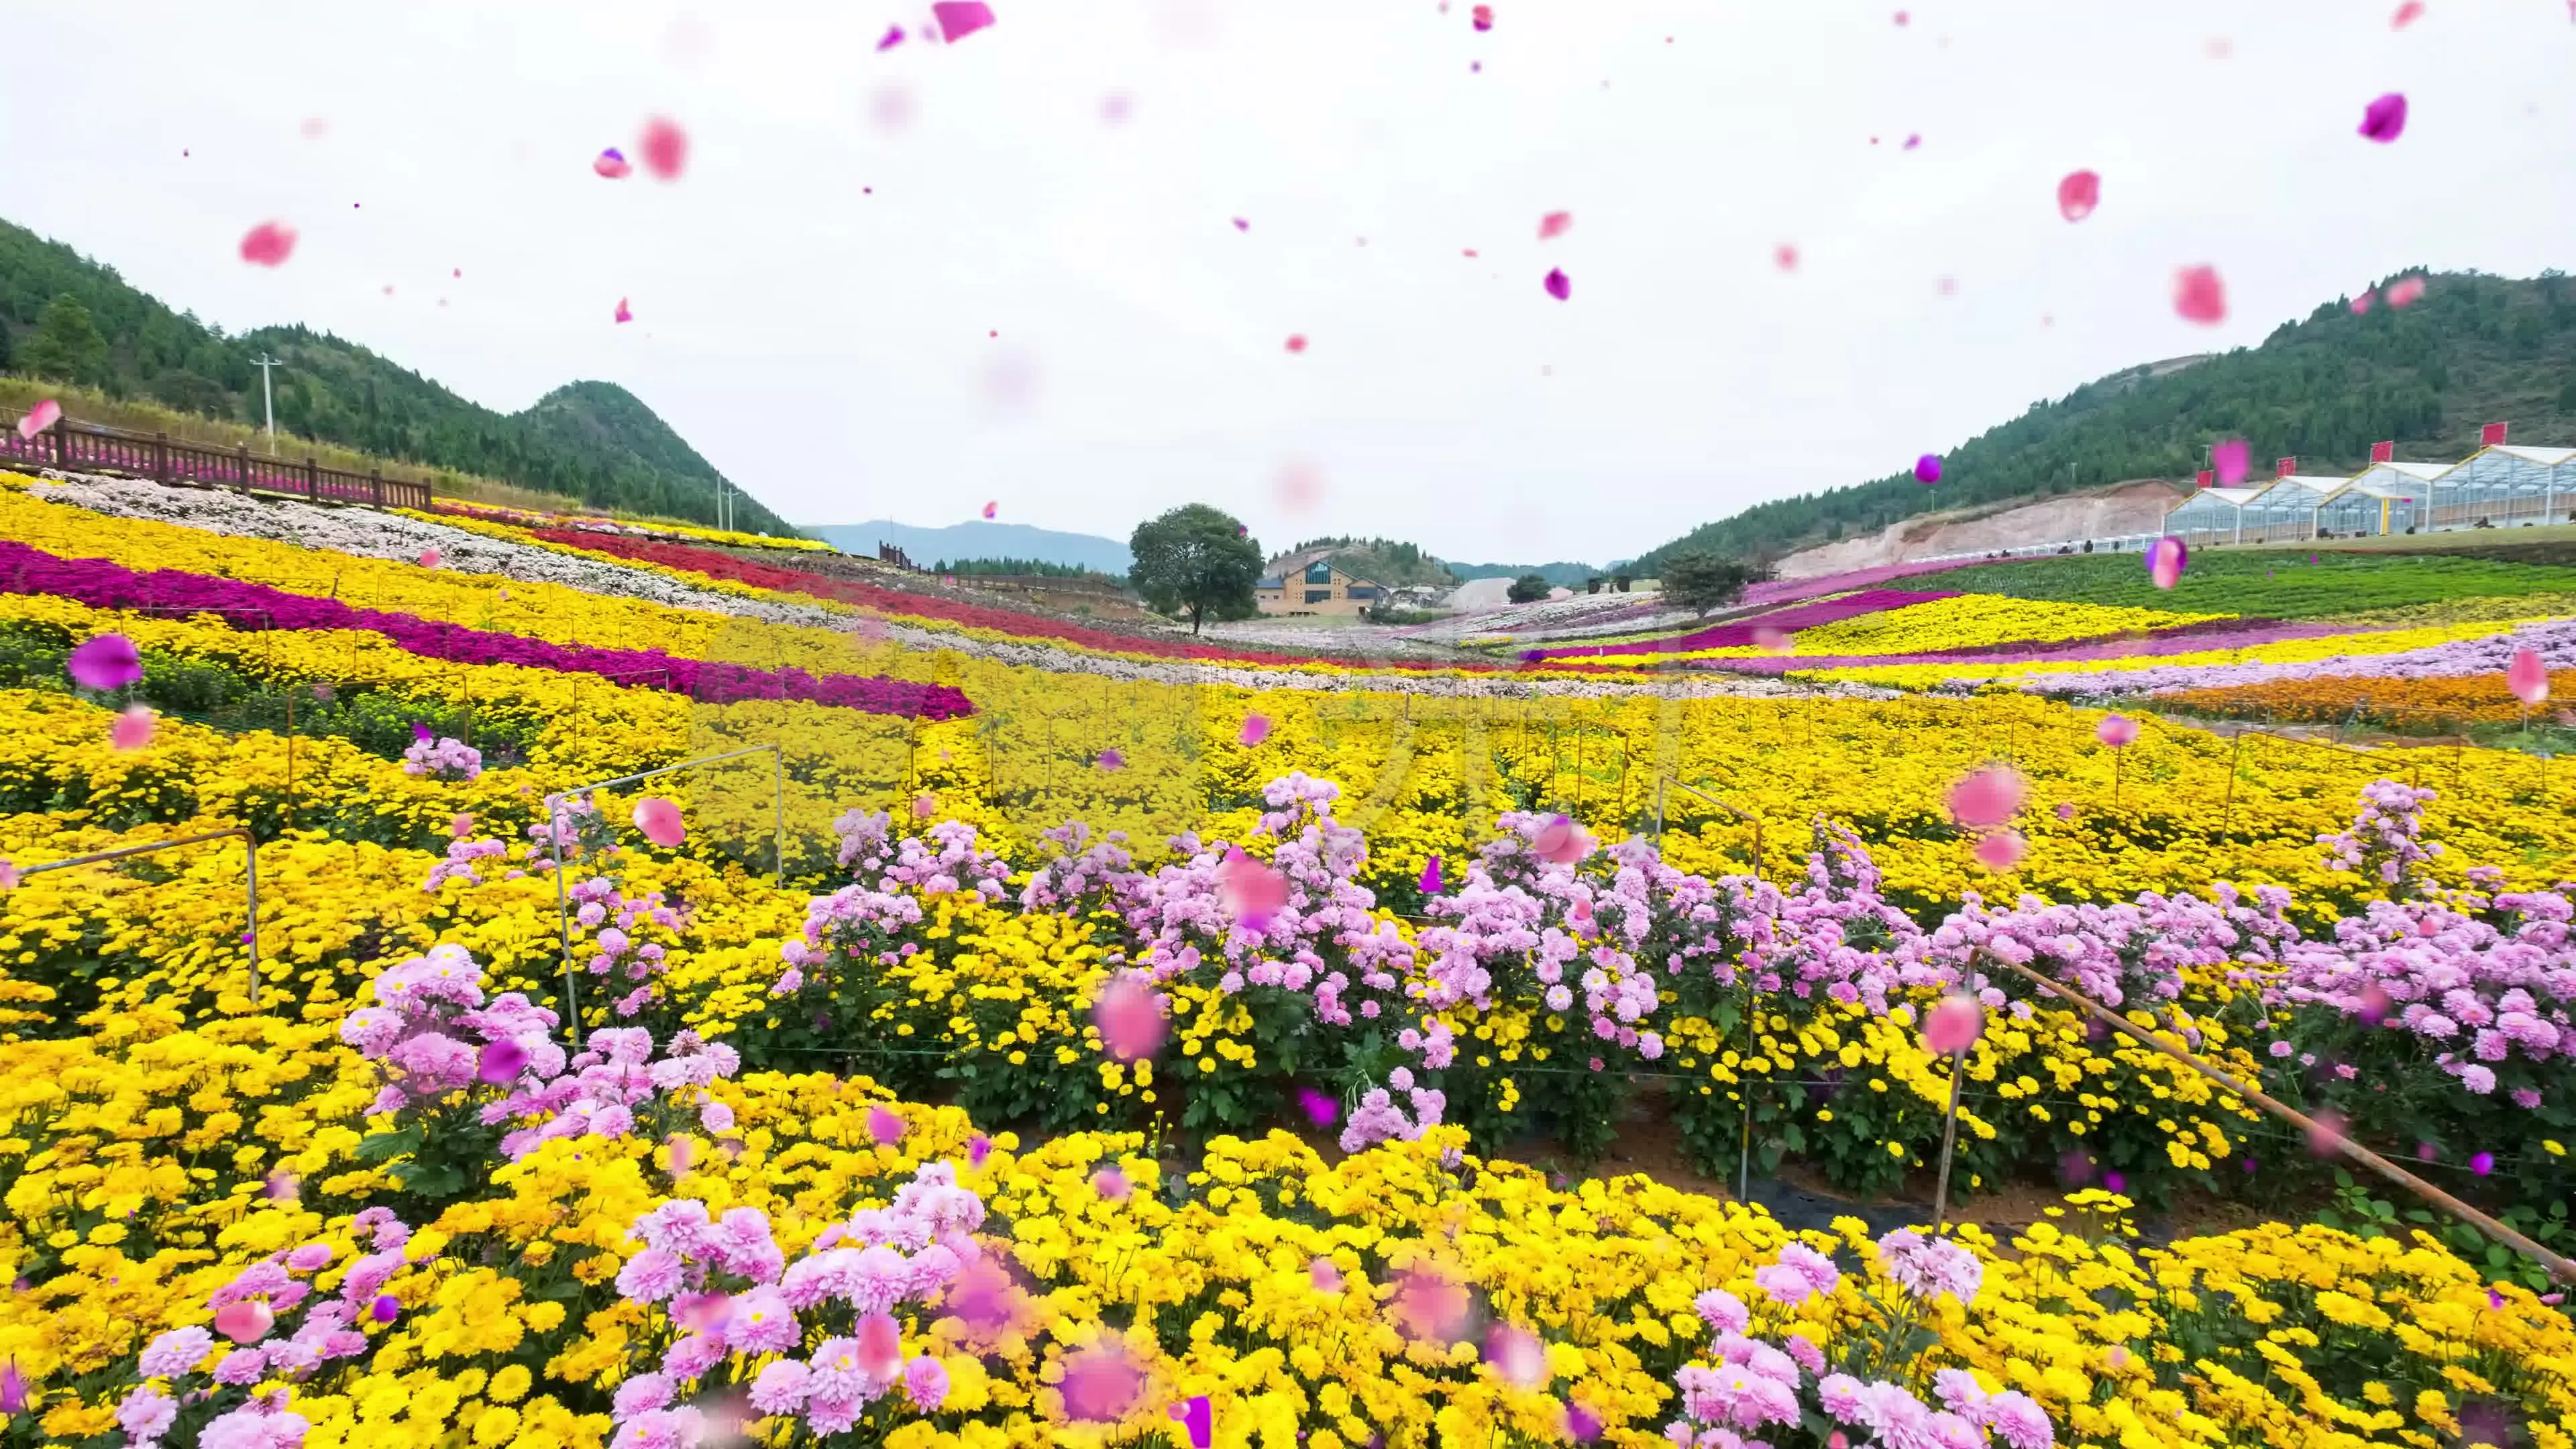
1634 270 2576 572
0 217 796 534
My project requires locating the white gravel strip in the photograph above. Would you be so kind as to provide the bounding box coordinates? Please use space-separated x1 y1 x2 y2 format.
17 471 1878 701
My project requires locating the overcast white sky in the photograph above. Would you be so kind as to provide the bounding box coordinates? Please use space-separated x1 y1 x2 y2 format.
5 1 2572 562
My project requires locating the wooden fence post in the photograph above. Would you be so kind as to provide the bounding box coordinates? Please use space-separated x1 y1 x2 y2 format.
370 468 384 507
154 432 170 482
303 457 318 499
237 443 253 492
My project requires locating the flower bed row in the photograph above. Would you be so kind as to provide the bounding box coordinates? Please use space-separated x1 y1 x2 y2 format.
2015 618 2576 698
2157 669 2576 729
1524 589 1964 661
528 528 1499 674
5 767 2575 1448
0 540 973 722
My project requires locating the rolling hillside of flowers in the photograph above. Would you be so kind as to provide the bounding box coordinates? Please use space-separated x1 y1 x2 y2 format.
1 468 2572 1449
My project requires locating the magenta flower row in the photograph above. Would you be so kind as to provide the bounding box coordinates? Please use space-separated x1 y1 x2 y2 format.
1525 588 1962 661
0 540 976 721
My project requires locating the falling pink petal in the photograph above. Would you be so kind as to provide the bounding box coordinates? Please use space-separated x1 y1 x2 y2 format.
913 793 937 818
1902 133 1921 150
639 116 690 178
1168 1395 1214 1449
1309 1256 1344 1291
1924 994 1985 1055
932 0 995 42
1389 1268 1474 1344
2212 438 2251 486
1774 244 1799 272
1061 1344 1144 1422
632 796 687 847
1232 217 1250 231
1947 767 2025 829
1216 848 1291 928
2392 0 2425 25
2306 1109 2348 1157
239 221 299 267
2349 288 2378 315
1462 247 1480 258
1567 1404 1603 1443
451 813 475 838
1542 268 1570 301
110 706 156 752
2172 265 2226 325
2386 276 2426 309
16 398 60 439
593 147 633 179
1537 210 1572 240
1913 454 1941 485
967 1133 993 1168
1753 626 1794 655
1529 814 1597 866
1972 831 2025 872
982 500 998 519
614 298 633 324
1091 1166 1130 1200
1471 3 1493 29
2507 647 2550 706
1484 1324 1548 1389
65 631 138 686
2147 535 2190 590
1095 977 1167 1060
1892 9 1910 23
0 860 18 890
419 547 442 570
2056 169 2100 222
855 1311 904 1380
477 1038 529 1085
1296 1086 1339 1128
868 1104 906 1144
1419 855 1444 894
1097 748 1124 770
213 1299 275 1345
877 23 906 49
2094 714 2139 747
2053 802 2076 822
1238 714 1271 747
2357 92 2408 144
1285 333 1308 353
2358 983 2394 1024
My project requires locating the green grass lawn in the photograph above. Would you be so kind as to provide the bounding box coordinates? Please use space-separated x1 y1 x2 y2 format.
1933 549 2576 619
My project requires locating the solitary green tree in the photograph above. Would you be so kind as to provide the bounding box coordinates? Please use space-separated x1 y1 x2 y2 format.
1506 573 1552 604
18 293 109 386
1129 504 1262 633
1660 551 1768 614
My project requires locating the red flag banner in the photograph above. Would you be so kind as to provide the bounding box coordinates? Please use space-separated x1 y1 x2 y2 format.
2275 456 2297 478
2195 470 2214 488
2481 421 2509 446
2370 440 2394 464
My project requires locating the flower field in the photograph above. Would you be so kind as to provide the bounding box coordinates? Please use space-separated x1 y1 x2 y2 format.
3 474 2575 1449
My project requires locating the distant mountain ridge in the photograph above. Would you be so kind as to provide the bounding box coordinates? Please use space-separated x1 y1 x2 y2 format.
808 519 1135 575
1633 270 2576 573
0 216 796 533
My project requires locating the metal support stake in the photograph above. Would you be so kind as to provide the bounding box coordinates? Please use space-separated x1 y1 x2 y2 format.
545 743 785 1046
1931 1047 1967 1228
17 829 260 1008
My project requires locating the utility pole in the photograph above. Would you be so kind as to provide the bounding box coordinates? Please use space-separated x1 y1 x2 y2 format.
252 354 282 455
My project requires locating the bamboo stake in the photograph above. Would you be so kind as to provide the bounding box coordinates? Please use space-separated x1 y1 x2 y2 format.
1988 957 2576 1285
